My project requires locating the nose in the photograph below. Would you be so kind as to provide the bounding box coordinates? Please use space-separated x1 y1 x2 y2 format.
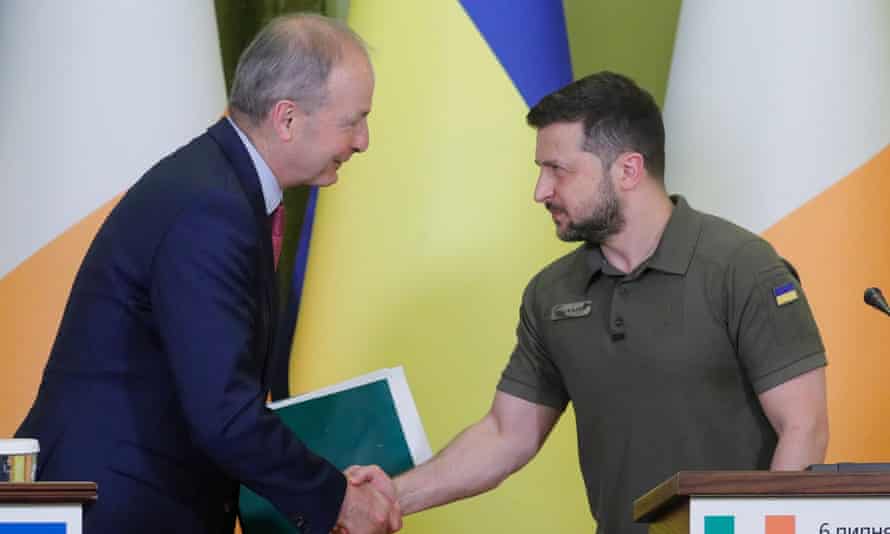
534 170 554 204
352 119 369 154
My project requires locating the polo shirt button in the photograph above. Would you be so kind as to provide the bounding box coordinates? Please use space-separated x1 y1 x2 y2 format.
614 317 624 328
619 286 628 296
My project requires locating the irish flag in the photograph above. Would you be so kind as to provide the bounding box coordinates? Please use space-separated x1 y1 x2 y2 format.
665 0 890 465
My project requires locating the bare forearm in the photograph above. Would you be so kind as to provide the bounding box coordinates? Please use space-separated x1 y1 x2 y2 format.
395 415 535 515
760 368 829 471
770 422 829 470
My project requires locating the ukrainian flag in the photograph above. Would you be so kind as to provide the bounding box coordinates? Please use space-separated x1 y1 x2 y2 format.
289 1 593 531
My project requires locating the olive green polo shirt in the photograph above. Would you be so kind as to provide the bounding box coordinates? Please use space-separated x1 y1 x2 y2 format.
498 195 826 534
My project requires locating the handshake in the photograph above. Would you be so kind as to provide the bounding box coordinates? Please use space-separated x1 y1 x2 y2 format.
332 465 403 534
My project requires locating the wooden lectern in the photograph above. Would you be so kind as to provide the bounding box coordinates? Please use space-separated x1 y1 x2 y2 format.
0 482 96 534
634 471 890 534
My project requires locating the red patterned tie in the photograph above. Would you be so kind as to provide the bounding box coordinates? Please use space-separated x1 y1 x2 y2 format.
270 204 286 270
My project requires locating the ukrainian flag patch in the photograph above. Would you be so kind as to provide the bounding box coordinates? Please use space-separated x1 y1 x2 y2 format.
773 282 799 306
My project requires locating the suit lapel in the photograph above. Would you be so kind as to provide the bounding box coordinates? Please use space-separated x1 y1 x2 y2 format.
206 118 278 389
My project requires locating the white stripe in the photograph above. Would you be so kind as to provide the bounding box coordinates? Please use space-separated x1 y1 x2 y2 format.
0 0 226 277
663 0 890 233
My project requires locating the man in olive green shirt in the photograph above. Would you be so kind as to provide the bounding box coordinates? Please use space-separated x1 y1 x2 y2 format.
349 72 829 534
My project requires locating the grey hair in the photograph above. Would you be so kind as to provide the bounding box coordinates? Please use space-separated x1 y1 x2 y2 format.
229 13 368 123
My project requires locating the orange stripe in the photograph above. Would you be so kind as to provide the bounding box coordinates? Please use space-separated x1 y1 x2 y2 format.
0 196 120 437
764 144 890 463
765 515 795 534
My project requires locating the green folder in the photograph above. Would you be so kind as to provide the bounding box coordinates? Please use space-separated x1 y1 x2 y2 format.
239 367 431 534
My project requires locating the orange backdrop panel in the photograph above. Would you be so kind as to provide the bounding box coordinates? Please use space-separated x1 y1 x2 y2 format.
764 145 890 462
0 197 119 438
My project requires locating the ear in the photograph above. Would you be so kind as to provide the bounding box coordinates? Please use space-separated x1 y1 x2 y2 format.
268 99 307 142
614 152 645 191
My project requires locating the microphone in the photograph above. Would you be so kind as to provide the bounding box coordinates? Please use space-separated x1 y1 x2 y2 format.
864 287 890 317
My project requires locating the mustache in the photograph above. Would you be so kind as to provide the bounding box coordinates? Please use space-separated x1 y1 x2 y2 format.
545 202 564 214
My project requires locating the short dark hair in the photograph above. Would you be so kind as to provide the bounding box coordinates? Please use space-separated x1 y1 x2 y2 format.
526 71 665 178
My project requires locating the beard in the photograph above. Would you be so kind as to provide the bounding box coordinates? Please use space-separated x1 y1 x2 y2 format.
551 177 625 244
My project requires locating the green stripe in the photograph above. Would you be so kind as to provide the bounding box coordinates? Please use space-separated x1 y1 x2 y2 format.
705 515 735 534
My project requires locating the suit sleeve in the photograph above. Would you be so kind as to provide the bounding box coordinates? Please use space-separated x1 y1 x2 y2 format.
151 191 345 534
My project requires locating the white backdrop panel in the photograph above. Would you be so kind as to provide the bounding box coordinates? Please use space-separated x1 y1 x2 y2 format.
663 0 890 232
0 0 226 277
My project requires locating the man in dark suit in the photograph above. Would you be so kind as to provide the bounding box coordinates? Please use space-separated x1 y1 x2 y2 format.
16 14 398 534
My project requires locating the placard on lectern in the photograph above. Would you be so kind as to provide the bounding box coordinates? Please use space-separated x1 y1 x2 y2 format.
0 482 96 534
634 471 890 534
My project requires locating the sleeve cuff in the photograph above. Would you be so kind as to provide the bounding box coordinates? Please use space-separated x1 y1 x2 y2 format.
752 351 827 394
497 375 568 411
292 469 347 534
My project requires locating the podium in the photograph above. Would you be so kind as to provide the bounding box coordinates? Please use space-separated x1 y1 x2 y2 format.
634 471 890 534
0 482 96 534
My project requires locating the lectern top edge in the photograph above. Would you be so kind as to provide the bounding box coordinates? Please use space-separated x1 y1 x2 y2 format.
0 482 97 504
633 470 890 523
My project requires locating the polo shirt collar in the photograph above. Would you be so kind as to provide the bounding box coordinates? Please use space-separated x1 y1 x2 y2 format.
563 244 603 294
585 244 606 277
645 194 701 275
581 194 701 282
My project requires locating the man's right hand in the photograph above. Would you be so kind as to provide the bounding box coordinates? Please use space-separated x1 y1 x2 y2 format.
333 475 402 534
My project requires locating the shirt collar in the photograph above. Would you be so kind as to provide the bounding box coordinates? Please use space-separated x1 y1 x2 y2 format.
227 117 282 215
551 243 598 296
582 194 702 283
645 194 701 275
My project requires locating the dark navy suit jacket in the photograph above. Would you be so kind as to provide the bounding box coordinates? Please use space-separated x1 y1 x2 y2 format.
16 119 345 534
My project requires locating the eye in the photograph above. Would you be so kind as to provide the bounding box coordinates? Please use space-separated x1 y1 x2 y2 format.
339 116 358 128
343 114 368 129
